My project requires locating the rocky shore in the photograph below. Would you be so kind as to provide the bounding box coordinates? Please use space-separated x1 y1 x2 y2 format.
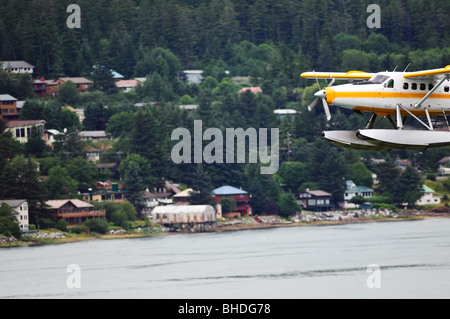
2 209 450 247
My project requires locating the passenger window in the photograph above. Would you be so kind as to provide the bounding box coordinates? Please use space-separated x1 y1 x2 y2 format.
403 83 409 90
429 84 434 90
420 83 426 90
386 79 394 88
445 86 450 93
412 83 418 90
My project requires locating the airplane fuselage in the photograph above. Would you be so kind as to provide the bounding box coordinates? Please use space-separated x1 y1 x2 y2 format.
322 72 450 117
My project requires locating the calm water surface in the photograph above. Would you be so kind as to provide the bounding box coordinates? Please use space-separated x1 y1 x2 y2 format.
1 218 450 299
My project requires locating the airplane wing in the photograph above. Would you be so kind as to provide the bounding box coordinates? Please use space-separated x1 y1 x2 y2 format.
301 70 375 80
404 65 450 79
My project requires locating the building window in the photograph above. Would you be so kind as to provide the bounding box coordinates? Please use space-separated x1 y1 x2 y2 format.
308 199 316 206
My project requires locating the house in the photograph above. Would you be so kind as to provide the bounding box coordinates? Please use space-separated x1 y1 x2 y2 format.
33 78 59 98
437 156 450 176
78 130 108 140
81 182 125 204
0 94 19 120
173 188 194 205
85 147 101 163
141 189 173 212
0 200 29 232
151 205 216 225
179 104 199 111
1 61 34 74
395 159 412 171
6 120 46 143
343 180 374 209
63 106 85 123
44 199 106 226
115 79 140 92
183 70 204 84
57 77 93 94
211 186 252 218
416 185 442 206
298 190 334 212
238 87 262 94
45 129 63 147
274 109 298 119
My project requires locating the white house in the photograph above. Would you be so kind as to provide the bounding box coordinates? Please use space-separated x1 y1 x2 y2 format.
344 180 374 209
0 200 29 232
183 70 204 84
416 185 442 206
6 120 46 143
1 61 34 74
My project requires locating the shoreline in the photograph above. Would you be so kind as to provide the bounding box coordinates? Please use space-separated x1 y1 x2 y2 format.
2 213 449 248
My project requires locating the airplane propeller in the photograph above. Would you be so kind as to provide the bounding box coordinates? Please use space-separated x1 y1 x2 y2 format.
307 75 335 121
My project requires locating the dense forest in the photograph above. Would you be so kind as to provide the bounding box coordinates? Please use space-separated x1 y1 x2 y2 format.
1 0 450 227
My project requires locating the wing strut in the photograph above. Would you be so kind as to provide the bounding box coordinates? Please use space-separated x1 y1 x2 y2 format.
414 75 450 108
397 104 434 131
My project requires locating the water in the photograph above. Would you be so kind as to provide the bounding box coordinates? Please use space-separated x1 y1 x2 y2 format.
1 218 450 299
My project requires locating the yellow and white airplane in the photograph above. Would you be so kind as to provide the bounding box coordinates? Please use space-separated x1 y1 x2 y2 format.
301 66 450 151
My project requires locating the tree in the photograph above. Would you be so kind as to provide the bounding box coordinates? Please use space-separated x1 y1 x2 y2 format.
396 166 424 208
25 126 47 158
43 166 78 200
221 197 237 214
129 109 168 182
188 164 216 206
0 119 19 172
83 101 109 131
119 154 155 190
92 65 118 95
122 161 144 211
0 203 21 239
58 81 80 106
278 162 309 192
111 202 137 228
278 192 301 218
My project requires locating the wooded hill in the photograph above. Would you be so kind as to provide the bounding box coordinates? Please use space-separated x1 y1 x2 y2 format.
1 0 450 218
1 0 449 79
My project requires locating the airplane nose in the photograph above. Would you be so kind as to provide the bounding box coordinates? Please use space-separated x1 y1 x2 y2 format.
314 90 327 99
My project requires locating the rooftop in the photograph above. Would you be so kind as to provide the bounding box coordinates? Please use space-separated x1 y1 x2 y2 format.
1 61 34 68
0 199 27 208
45 199 93 209
0 94 18 101
305 190 332 197
211 186 247 196
6 120 46 127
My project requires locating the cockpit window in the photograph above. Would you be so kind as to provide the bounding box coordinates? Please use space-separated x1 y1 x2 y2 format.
354 75 390 86
369 75 390 84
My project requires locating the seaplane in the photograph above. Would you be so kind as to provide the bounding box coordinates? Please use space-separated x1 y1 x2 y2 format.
301 65 450 151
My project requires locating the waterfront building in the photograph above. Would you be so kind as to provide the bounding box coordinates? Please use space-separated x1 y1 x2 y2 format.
211 186 252 218
0 199 29 232
44 199 106 226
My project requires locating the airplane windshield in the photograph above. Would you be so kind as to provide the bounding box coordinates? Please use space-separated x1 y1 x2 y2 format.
369 75 390 84
354 75 390 85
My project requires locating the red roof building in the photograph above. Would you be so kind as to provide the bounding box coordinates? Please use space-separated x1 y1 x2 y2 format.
45 199 106 226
